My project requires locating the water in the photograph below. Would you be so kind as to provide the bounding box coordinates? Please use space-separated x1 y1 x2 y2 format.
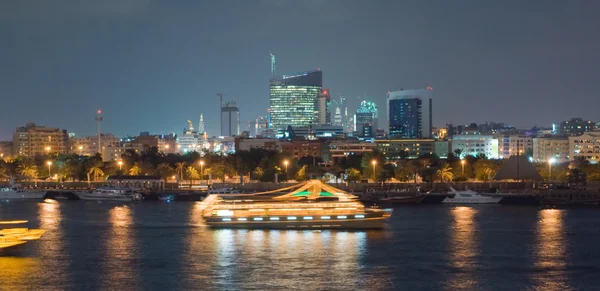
1 201 600 290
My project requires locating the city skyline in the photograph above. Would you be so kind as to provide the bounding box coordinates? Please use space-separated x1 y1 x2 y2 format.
2 1 600 139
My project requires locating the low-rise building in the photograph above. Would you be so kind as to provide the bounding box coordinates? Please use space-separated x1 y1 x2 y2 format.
69 133 120 156
328 140 376 159
375 139 438 160
280 140 328 161
569 132 600 164
12 123 68 156
451 135 498 159
496 135 533 159
532 137 570 164
0 141 13 158
236 138 282 152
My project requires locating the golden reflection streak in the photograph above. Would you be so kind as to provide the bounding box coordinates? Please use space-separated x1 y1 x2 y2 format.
446 206 478 290
0 257 41 289
180 203 214 285
36 200 68 287
532 209 572 291
213 229 366 289
100 206 139 289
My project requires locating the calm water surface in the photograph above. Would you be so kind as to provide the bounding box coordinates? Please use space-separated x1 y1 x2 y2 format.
1 201 600 290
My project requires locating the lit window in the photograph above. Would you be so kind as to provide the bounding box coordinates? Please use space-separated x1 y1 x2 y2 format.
222 218 231 221
321 216 331 219
270 217 280 220
303 216 313 220
337 216 347 219
287 216 297 220
238 218 247 221
355 214 365 218
253 217 263 221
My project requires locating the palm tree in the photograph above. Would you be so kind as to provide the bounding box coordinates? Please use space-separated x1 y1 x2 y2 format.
19 164 38 181
156 163 174 182
437 162 453 183
88 165 105 181
175 162 186 184
185 166 200 187
128 163 142 175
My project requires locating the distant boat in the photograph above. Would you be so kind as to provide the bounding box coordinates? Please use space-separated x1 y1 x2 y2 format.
442 187 502 204
77 187 142 202
207 188 241 195
0 182 45 200
378 194 426 204
536 192 600 206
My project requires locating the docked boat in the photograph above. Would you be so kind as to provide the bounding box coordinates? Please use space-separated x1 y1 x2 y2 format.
0 182 45 200
378 194 426 204
0 220 46 250
199 180 392 229
442 187 501 204
77 187 142 201
208 188 241 195
536 192 600 206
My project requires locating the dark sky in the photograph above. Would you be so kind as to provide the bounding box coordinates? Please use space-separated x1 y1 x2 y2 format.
1 0 599 139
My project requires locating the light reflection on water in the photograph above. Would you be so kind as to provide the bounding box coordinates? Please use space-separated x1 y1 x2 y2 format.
445 206 479 290
0 257 41 289
37 200 69 288
531 209 572 291
210 228 366 290
99 206 140 290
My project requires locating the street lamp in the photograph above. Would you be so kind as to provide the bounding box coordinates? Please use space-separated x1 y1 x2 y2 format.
371 160 377 178
118 160 123 171
45 146 51 154
548 158 556 181
78 145 83 155
199 160 205 185
47 161 52 177
461 159 466 175
284 160 289 173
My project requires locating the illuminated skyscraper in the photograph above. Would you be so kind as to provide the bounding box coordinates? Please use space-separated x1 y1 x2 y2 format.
269 70 323 130
315 89 331 125
387 88 433 139
354 100 378 137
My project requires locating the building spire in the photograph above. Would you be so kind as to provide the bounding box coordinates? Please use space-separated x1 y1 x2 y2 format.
199 113 205 134
270 51 276 76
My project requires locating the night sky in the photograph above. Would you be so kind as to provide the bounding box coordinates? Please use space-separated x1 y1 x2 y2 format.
1 0 599 140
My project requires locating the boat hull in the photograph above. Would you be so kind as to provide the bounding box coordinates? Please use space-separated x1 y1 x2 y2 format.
442 197 502 204
378 194 426 205
205 217 389 229
77 194 136 202
0 191 45 200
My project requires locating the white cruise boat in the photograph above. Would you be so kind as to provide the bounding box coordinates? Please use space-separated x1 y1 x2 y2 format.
442 187 502 204
0 183 45 200
200 180 392 229
78 187 142 202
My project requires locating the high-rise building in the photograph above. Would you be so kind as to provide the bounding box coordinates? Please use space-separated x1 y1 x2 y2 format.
533 137 570 164
269 70 323 130
255 116 269 137
354 100 378 137
315 89 330 125
12 123 69 156
221 102 240 136
387 88 433 139
569 132 600 164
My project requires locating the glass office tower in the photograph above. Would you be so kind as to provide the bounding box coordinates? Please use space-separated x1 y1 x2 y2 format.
269 70 323 130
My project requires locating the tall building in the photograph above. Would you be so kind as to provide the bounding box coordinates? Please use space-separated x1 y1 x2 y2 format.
12 123 68 156
255 115 269 137
221 102 240 136
354 100 378 137
269 70 323 130
387 88 433 139
314 89 330 125
496 135 533 159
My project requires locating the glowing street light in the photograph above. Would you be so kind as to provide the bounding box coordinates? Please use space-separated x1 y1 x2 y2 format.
118 160 123 171
371 160 377 178
78 145 83 155
47 161 52 177
284 160 289 173
461 159 466 175
45 146 51 154
199 160 205 184
548 158 556 181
